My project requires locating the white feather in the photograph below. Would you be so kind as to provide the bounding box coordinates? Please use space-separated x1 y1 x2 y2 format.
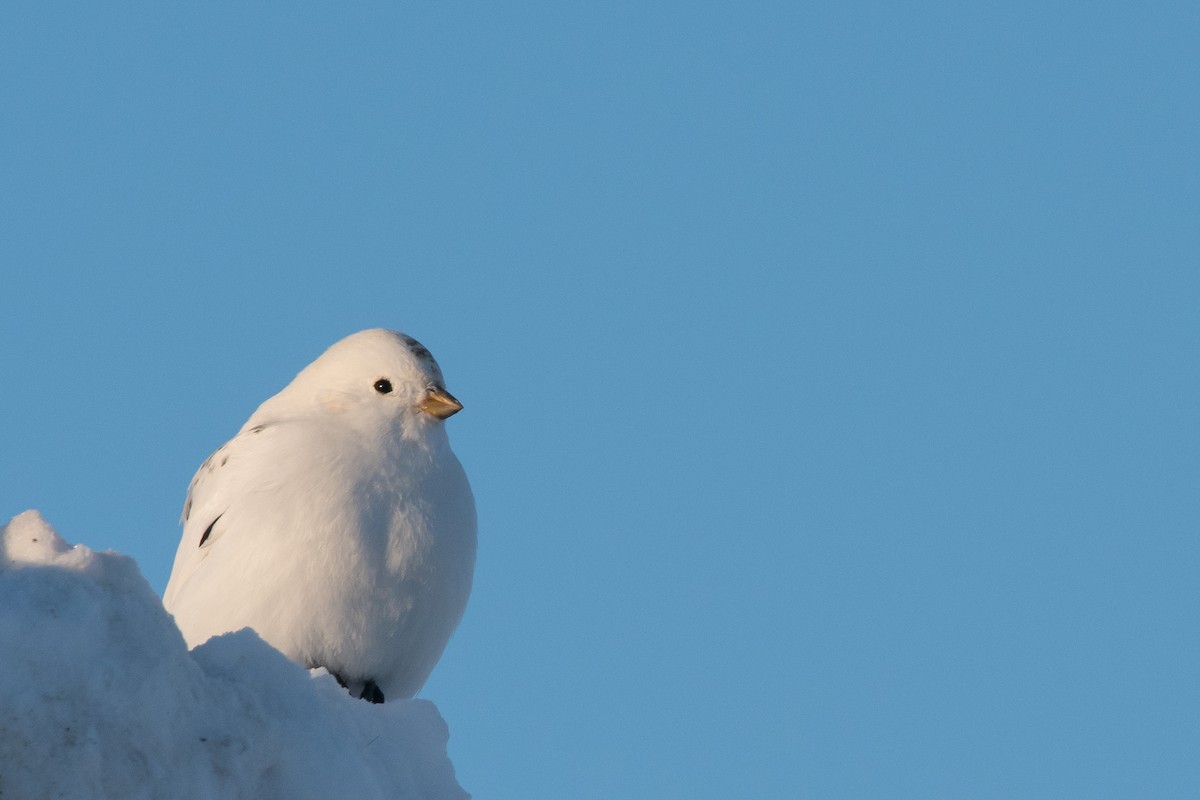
164 329 476 700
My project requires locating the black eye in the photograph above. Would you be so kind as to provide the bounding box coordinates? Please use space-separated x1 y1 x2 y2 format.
373 379 393 394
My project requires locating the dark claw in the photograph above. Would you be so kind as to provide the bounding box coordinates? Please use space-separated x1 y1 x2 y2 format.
360 680 385 704
315 666 381 702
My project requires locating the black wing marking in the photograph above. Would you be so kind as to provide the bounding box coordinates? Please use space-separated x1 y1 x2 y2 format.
198 514 223 548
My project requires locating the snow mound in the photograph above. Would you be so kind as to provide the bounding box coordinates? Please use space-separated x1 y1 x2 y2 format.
0 510 469 800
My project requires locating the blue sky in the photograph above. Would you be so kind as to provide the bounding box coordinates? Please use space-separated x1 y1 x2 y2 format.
2 2 1197 797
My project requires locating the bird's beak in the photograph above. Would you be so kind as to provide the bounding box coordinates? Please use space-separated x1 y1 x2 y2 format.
419 386 463 419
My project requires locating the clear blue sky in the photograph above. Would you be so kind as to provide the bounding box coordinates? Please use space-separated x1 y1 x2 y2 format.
2 2 1197 797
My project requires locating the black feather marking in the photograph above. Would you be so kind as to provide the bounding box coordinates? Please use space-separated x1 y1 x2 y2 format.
198 514 222 548
400 334 434 364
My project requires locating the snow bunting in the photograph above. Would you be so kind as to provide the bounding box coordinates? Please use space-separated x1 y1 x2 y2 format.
164 329 476 702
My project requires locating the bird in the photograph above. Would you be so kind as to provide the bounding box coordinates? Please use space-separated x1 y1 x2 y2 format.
163 329 476 703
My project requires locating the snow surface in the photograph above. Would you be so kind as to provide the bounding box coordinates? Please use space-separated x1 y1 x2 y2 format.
0 510 469 800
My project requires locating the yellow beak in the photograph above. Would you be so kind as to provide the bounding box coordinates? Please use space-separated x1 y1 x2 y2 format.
419 387 464 419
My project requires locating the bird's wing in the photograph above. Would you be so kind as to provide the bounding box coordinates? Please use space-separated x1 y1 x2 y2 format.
163 421 283 609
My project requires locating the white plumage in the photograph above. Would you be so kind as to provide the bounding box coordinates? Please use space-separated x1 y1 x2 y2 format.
163 329 476 702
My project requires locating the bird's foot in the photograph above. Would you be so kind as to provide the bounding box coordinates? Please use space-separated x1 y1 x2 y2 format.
360 680 385 704
314 666 383 703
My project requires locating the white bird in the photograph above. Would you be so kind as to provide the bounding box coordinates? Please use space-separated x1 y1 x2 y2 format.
163 329 476 703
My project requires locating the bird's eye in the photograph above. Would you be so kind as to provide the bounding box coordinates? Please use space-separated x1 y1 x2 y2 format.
373 379 393 394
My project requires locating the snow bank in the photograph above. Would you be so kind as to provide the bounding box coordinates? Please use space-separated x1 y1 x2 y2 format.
0 510 469 800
